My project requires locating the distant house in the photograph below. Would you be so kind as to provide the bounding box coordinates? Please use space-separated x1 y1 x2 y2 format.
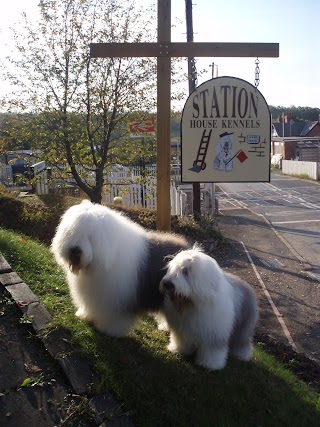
272 119 320 138
271 114 320 161
0 150 40 186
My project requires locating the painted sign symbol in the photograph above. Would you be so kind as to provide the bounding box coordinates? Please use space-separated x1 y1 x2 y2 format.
247 135 260 144
213 132 234 171
235 149 248 163
190 129 212 172
225 149 248 166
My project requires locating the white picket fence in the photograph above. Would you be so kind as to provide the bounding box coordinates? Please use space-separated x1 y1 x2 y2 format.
103 165 190 215
0 165 210 216
103 181 188 216
282 160 319 180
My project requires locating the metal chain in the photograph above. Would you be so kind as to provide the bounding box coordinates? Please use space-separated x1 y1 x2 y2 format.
190 57 198 86
254 58 260 88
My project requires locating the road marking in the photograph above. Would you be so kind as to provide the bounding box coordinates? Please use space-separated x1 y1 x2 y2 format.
306 270 320 283
265 209 318 216
303 202 320 209
226 200 238 207
260 214 311 267
272 219 320 225
241 241 298 352
221 199 248 209
263 182 282 191
218 184 320 213
217 188 248 209
300 203 318 210
259 258 285 268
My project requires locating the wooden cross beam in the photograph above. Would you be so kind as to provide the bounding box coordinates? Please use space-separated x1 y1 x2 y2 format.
90 0 279 231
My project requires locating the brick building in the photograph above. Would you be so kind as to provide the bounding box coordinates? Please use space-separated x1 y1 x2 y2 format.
271 114 320 161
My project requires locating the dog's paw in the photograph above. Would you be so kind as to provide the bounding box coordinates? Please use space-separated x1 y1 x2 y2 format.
167 342 179 353
196 356 227 371
75 308 88 320
95 316 136 338
196 346 228 371
231 344 252 361
158 322 170 332
152 313 170 332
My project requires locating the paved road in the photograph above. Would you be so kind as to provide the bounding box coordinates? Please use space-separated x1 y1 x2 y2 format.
215 207 320 362
216 172 320 275
214 171 320 361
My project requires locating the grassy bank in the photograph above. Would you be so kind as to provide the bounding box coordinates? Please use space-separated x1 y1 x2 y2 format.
1 227 319 426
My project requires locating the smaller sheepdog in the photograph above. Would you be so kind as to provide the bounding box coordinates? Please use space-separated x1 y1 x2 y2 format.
160 246 258 370
51 200 189 337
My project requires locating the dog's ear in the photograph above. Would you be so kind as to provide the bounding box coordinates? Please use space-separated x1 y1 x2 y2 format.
182 266 189 277
192 242 203 252
81 199 92 205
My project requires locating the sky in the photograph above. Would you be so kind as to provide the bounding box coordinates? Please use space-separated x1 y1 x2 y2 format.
1 0 319 109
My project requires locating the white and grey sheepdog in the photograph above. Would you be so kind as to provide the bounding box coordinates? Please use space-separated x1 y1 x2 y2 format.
160 246 258 370
51 200 189 337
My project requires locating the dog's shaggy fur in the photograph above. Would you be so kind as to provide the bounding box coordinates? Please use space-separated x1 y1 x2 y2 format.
160 246 258 370
51 200 189 337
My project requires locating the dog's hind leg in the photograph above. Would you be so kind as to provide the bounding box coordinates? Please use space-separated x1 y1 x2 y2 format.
230 321 255 361
230 341 253 361
94 314 137 337
196 345 228 370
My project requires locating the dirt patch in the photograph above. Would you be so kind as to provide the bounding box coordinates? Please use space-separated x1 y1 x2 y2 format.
255 332 320 391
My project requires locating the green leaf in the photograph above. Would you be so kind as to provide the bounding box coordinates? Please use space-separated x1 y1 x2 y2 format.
20 377 32 387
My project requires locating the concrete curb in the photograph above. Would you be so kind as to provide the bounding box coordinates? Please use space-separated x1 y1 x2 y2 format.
0 252 134 426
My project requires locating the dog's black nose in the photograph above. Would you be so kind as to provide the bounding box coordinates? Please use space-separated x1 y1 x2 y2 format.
70 246 81 255
69 246 82 267
162 280 175 292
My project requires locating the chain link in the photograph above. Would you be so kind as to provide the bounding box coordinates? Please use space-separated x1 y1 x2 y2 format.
190 57 198 86
254 58 260 88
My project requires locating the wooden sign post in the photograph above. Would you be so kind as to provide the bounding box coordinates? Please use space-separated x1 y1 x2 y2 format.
90 0 279 231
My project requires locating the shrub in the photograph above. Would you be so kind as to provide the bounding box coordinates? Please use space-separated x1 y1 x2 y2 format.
0 191 223 247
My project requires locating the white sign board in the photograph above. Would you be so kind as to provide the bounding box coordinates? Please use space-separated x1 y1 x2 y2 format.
181 76 271 182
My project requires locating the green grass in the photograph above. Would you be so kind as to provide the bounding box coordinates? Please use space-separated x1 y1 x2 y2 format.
1 228 319 426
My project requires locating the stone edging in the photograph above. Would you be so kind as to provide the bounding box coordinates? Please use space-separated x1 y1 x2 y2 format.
0 252 134 426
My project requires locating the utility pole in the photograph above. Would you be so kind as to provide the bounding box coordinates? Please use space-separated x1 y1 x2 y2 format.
209 62 218 78
185 0 201 218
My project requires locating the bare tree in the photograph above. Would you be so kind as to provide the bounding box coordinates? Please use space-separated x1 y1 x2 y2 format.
4 0 162 203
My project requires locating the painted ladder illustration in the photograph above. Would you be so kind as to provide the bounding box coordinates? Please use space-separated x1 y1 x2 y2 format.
191 129 212 172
